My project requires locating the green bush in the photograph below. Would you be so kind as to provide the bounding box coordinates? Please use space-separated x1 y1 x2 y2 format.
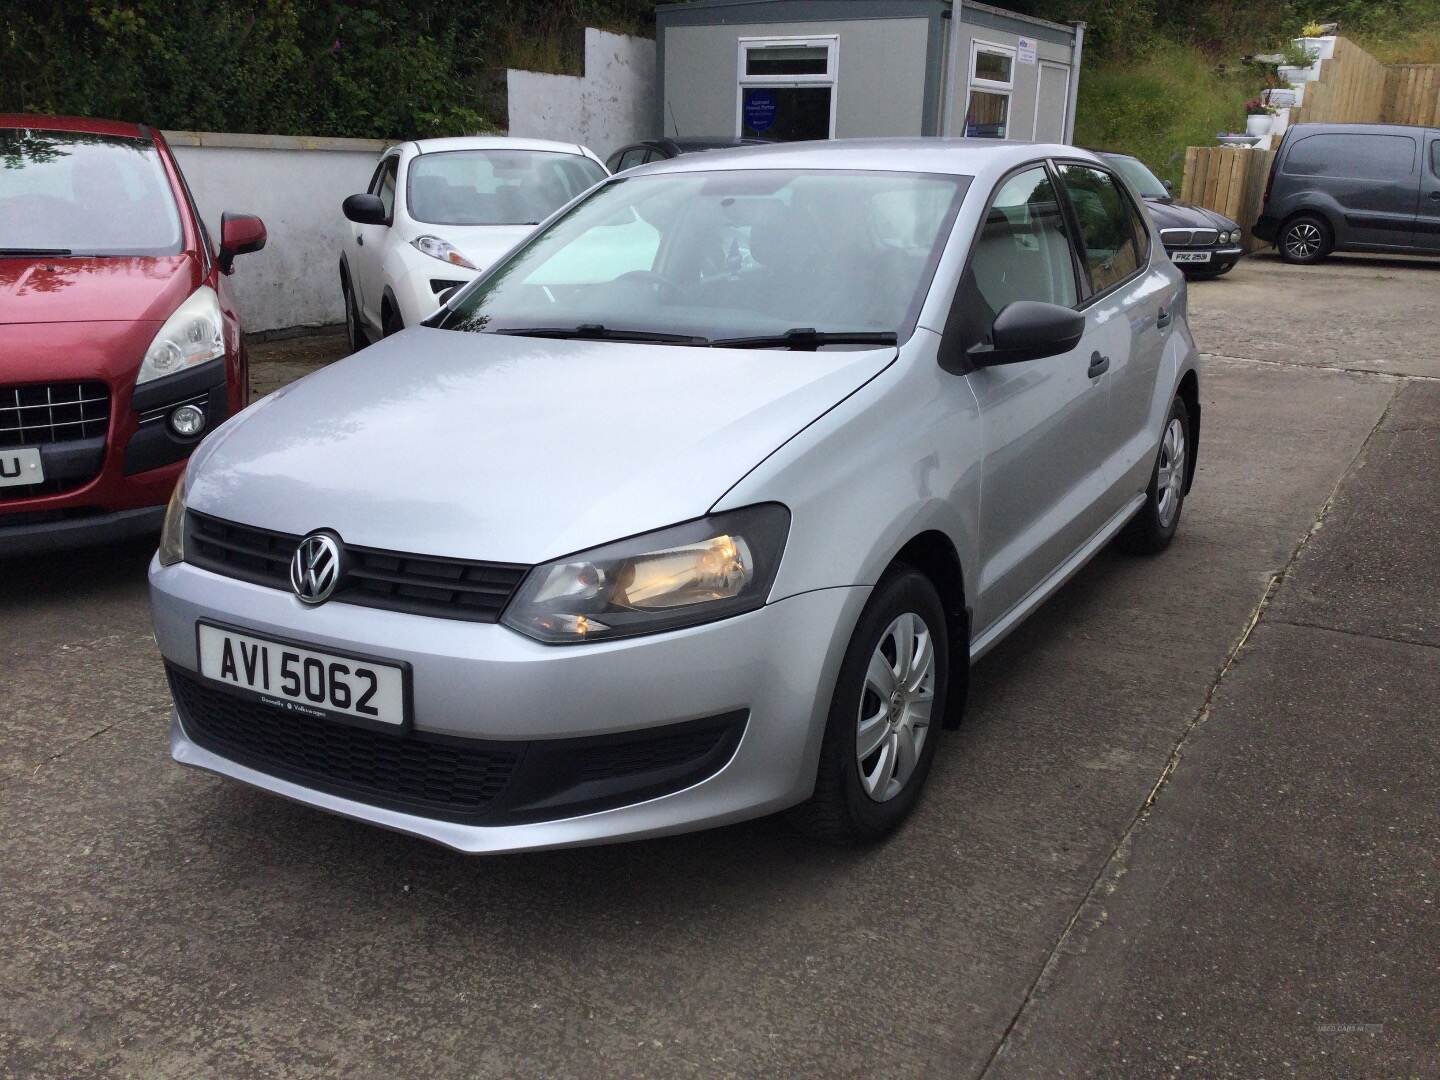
0 0 655 139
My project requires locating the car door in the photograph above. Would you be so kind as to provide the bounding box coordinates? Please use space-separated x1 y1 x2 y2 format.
352 152 399 331
954 164 1117 634
1056 161 1176 504
1419 133 1440 253
1283 131 1420 249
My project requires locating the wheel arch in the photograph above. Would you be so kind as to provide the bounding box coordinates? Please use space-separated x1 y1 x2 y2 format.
889 529 969 730
1176 368 1200 494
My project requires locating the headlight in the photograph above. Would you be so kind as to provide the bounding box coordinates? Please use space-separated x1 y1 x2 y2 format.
502 504 790 644
137 286 225 385
156 473 188 566
411 235 478 270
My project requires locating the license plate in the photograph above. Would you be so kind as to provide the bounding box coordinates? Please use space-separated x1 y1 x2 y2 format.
0 447 43 488
1171 250 1212 264
197 622 408 729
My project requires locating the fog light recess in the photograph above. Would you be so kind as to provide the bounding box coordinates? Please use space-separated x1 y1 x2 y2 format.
170 404 207 437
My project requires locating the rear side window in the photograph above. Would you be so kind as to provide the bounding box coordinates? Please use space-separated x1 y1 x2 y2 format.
962 166 1078 325
1057 164 1141 293
1284 133 1416 181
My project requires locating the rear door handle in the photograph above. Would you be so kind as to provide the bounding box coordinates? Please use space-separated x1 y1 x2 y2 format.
1156 306 1172 329
1430 191 1440 201
1088 351 1110 379
357 235 364 245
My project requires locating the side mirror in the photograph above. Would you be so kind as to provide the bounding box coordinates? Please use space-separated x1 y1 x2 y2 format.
342 193 388 226
218 212 266 274
968 301 1085 367
1161 179 1174 195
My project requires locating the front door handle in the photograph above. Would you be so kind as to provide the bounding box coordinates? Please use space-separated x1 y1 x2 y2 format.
357 235 364 245
1088 351 1110 378
1157 306 1172 329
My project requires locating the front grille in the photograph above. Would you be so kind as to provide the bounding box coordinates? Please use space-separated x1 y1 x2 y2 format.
0 382 110 448
168 665 748 824
1160 227 1220 248
185 510 530 623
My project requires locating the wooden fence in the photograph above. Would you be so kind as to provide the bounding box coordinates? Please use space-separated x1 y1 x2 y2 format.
1289 36 1389 126
1178 147 1276 250
1384 64 1440 127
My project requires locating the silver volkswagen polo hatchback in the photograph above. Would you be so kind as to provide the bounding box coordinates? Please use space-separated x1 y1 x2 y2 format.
149 140 1199 853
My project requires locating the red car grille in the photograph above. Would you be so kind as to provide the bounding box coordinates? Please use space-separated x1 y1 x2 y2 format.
0 382 110 448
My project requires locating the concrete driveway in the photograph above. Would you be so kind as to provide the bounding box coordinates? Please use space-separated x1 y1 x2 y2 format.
3 254 1437 1077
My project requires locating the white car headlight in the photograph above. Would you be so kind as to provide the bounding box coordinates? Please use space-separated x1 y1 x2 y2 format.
411 235 478 270
137 285 225 385
156 473 188 567
502 504 790 644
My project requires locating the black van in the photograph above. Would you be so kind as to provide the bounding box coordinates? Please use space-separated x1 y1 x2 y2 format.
1253 122 1440 263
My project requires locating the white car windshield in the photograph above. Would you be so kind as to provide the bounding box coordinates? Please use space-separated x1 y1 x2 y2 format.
407 149 606 226
0 128 183 256
437 169 970 344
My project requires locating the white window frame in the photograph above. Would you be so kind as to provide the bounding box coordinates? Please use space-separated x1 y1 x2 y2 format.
965 39 1017 139
735 35 839 139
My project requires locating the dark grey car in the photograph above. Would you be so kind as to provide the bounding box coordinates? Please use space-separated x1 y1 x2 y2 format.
1254 122 1440 263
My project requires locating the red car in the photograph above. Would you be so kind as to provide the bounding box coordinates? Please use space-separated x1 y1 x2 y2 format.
1 115 266 556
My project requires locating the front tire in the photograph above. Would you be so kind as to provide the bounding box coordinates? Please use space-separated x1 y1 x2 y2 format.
791 568 948 845
1279 214 1331 264
1118 396 1191 555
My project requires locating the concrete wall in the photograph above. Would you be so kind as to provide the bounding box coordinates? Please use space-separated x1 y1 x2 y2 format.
167 131 385 334
662 18 931 139
506 28 657 161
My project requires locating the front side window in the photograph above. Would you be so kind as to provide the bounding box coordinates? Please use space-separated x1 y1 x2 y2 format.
1058 164 1142 293
438 169 969 344
408 150 604 226
0 128 182 256
373 156 398 219
961 167 1078 331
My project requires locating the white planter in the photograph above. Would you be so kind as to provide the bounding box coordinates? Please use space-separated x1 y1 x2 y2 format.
1263 87 1298 109
1277 63 1319 84
1297 36 1335 60
1246 114 1272 138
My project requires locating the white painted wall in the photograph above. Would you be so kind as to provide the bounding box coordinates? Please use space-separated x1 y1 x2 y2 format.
507 28 656 161
167 132 385 334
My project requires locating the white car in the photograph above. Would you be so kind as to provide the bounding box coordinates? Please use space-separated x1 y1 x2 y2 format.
339 137 607 348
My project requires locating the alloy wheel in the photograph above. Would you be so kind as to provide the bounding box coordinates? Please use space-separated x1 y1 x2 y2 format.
856 612 936 802
1285 222 1322 260
1156 416 1187 528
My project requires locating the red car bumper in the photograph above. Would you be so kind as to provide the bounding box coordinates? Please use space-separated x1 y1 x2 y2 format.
0 319 242 556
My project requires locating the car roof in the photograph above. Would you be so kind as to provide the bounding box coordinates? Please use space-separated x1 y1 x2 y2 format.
630 138 1103 179
0 113 151 139
407 135 591 157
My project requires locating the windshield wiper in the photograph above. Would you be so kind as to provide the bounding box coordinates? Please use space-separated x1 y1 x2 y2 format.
493 324 710 345
709 328 899 351
0 247 73 257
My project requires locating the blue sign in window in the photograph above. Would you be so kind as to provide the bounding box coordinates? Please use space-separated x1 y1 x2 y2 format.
743 89 778 133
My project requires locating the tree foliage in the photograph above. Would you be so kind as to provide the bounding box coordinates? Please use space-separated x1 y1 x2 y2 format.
0 0 656 139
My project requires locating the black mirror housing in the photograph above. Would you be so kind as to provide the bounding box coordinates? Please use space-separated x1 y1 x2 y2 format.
343 193 388 226
968 301 1085 367
1162 179 1175 194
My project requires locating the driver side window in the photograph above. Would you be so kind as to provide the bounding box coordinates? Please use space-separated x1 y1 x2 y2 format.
962 166 1079 334
371 156 398 220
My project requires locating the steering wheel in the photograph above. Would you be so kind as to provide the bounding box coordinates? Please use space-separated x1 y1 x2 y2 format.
611 270 684 303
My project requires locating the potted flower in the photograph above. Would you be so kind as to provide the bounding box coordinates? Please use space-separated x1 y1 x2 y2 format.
1297 22 1337 60
1245 97 1276 138
1277 40 1321 84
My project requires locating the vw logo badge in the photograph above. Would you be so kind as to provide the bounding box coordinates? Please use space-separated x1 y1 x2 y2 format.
290 532 342 605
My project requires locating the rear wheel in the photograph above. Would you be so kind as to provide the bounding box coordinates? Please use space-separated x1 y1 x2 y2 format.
1118 396 1191 555
791 568 948 845
1279 214 1331 264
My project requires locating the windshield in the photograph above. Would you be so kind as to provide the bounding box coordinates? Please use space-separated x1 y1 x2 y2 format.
437 169 969 343
408 150 606 226
0 129 183 256
1102 154 1170 199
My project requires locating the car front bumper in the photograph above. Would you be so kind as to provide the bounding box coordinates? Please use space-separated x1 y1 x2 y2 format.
1166 244 1245 272
150 557 868 853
